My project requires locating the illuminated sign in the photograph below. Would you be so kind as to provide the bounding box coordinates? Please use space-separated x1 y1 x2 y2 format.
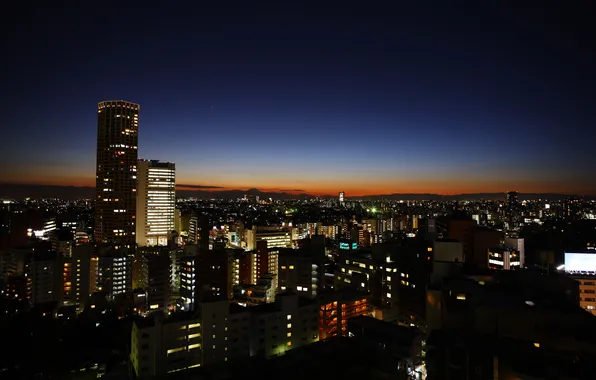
565 252 596 272
339 242 358 250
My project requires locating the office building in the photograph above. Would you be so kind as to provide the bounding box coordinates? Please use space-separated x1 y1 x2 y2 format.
95 100 140 246
565 252 596 316
505 237 525 260
244 226 292 251
136 160 176 247
488 244 523 270
317 224 339 239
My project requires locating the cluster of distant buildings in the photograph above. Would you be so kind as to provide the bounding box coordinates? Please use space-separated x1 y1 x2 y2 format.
2 101 596 379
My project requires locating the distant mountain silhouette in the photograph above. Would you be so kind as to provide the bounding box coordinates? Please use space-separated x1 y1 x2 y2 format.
0 183 591 201
355 193 592 201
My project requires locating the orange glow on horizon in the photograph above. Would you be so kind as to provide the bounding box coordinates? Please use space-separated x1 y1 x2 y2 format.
3 177 591 197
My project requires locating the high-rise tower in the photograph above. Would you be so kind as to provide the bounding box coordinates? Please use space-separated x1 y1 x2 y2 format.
506 191 519 209
95 100 140 246
136 160 176 246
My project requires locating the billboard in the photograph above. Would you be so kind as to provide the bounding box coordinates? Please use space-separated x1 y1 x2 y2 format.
339 242 358 251
565 252 596 272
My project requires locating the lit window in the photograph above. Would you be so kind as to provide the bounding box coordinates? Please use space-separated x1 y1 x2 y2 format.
167 347 185 355
287 323 292 328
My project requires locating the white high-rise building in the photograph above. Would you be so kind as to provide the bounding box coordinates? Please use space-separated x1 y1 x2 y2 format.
136 160 176 246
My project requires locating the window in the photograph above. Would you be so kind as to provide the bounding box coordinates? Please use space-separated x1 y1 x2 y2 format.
167 347 184 355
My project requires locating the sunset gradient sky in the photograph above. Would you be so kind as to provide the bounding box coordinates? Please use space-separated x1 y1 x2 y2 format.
2 2 595 196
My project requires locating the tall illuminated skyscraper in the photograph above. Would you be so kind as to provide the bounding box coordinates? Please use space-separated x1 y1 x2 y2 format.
95 100 140 246
136 160 176 246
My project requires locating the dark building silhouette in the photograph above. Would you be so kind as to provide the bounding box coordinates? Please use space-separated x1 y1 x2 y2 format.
138 247 172 311
437 214 502 269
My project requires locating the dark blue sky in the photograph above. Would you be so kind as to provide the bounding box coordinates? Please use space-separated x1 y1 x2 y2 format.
2 1 594 195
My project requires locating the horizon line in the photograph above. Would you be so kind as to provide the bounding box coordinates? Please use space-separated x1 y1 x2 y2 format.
0 182 593 198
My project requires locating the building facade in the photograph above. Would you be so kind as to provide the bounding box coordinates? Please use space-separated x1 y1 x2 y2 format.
136 160 176 247
131 299 251 378
95 100 140 246
565 252 596 316
488 244 523 270
97 249 132 297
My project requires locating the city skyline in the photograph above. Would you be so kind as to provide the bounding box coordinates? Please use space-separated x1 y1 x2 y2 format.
2 3 595 196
